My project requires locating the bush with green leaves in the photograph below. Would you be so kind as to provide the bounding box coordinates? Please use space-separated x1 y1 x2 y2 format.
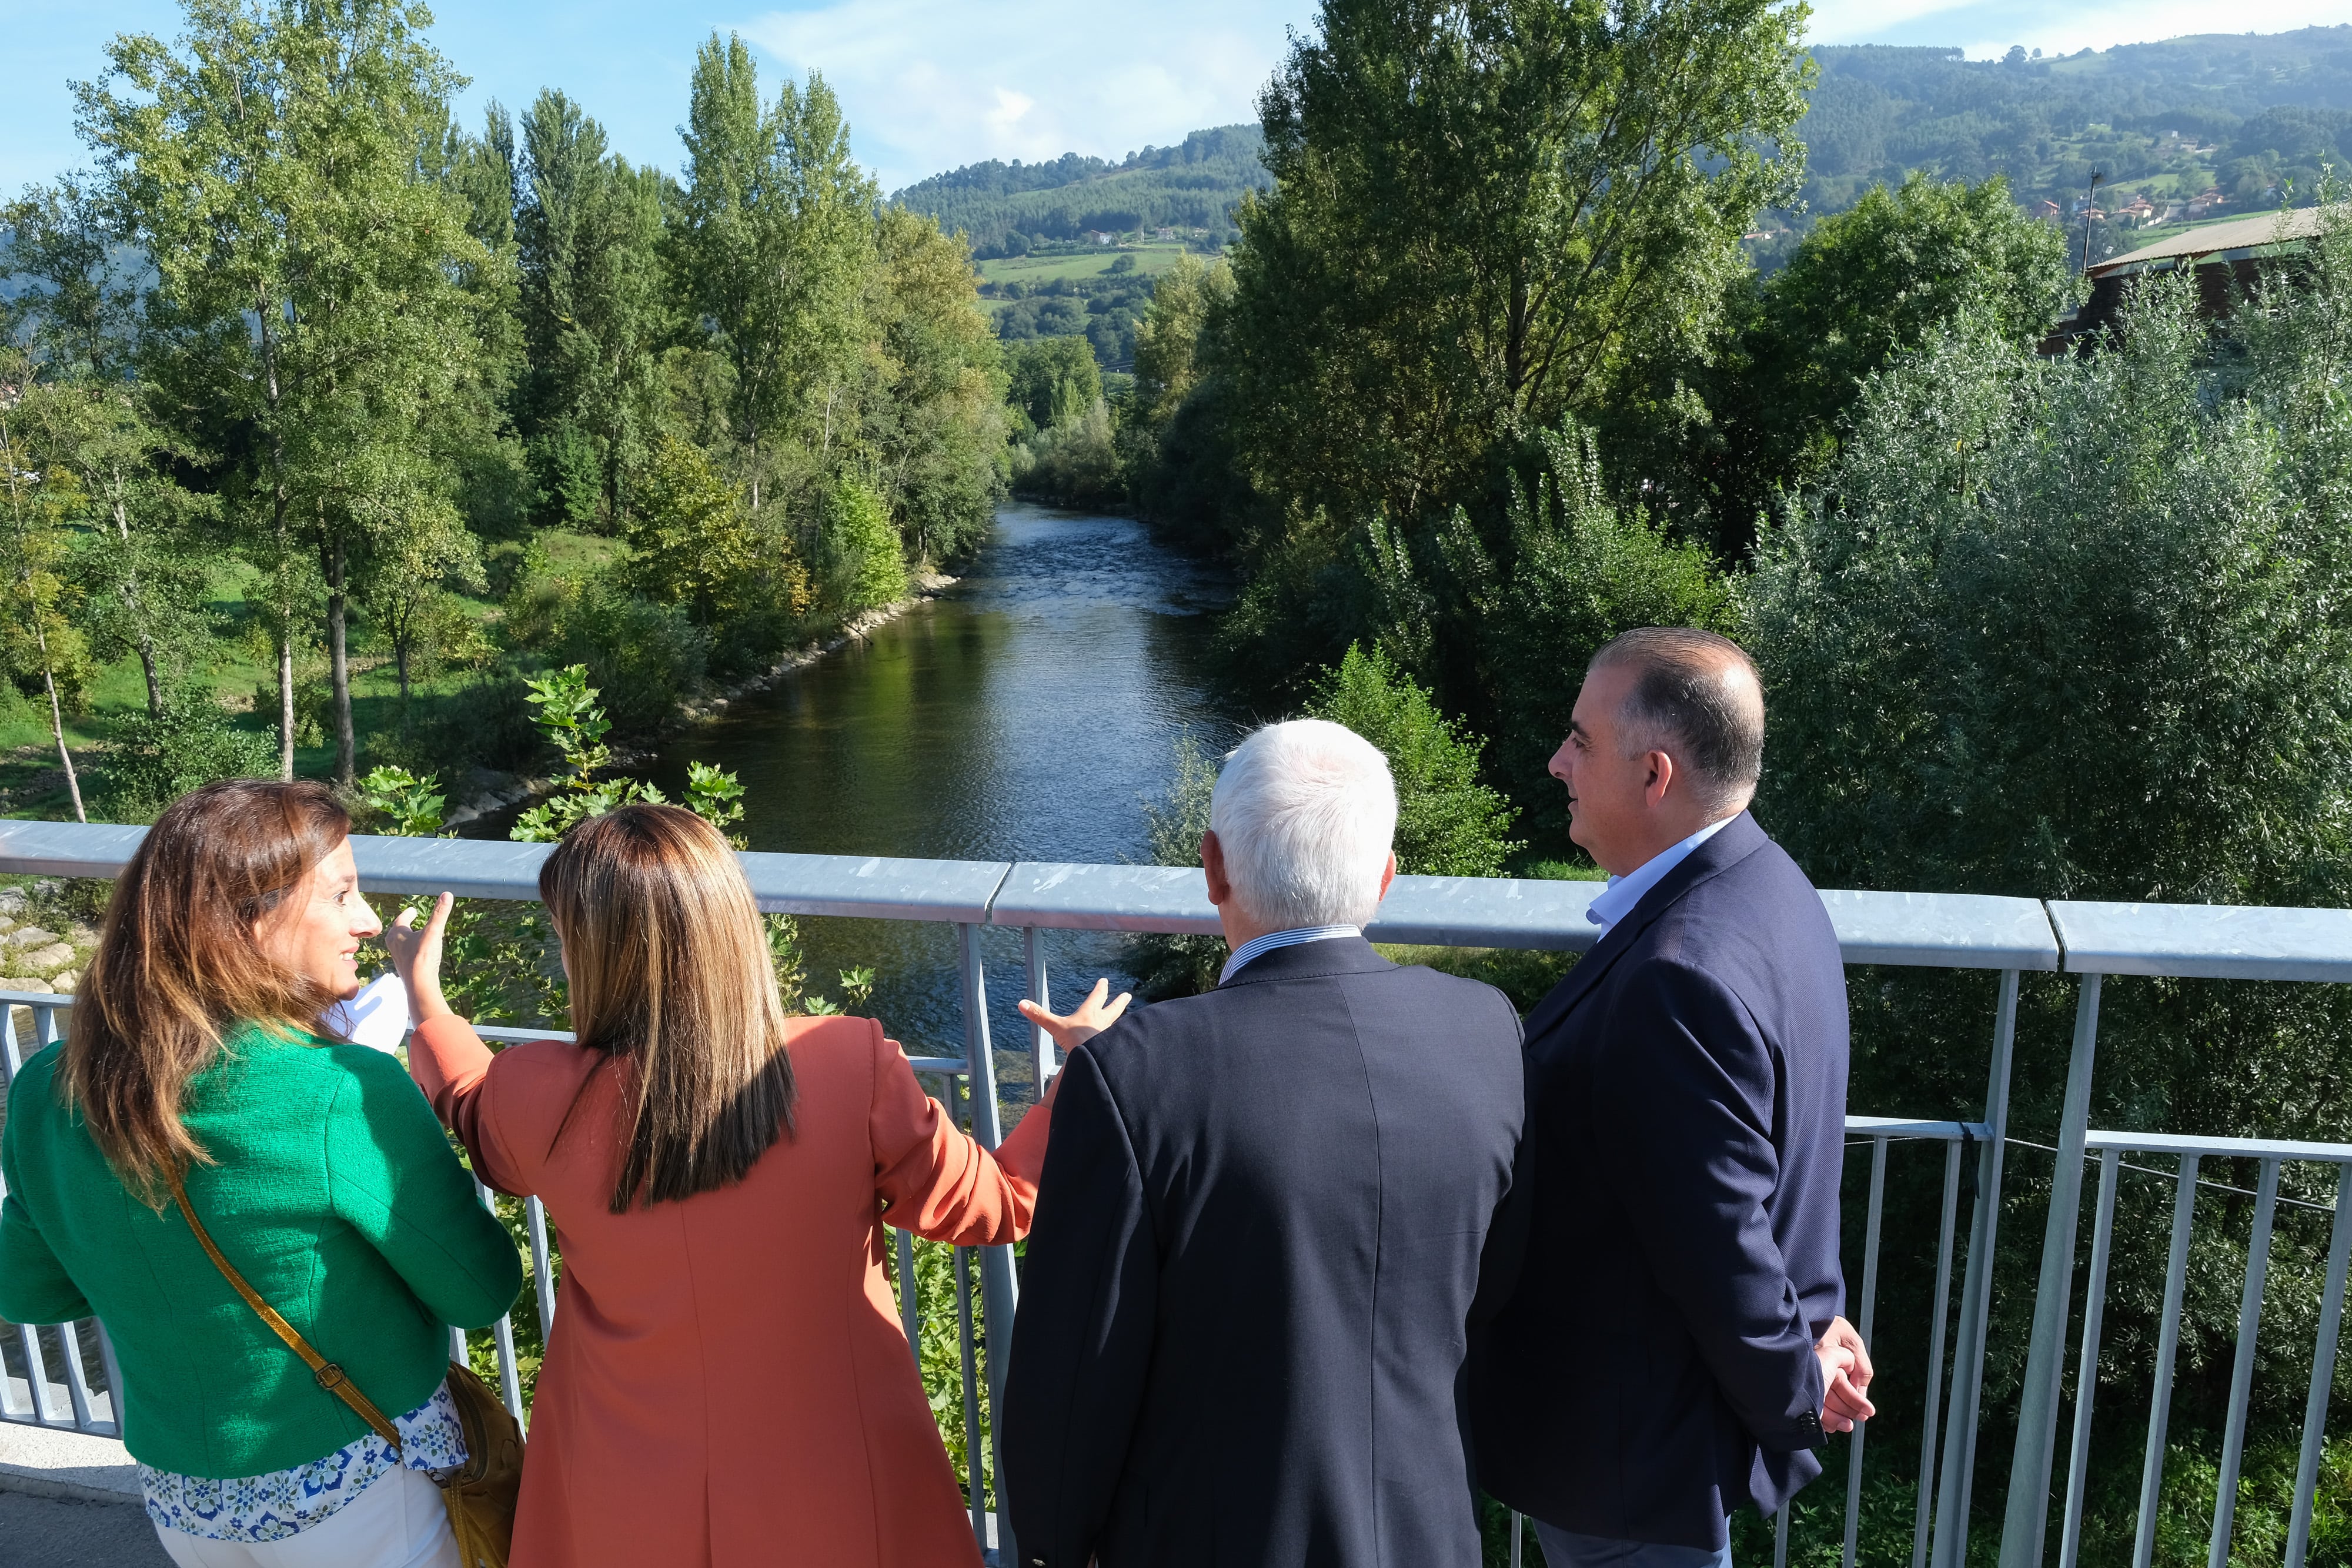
820 473 910 612
1743 211 2352 1559
1307 644 1521 878
91 694 276 823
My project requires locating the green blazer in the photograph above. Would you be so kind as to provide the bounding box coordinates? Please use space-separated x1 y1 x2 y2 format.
0 1022 523 1478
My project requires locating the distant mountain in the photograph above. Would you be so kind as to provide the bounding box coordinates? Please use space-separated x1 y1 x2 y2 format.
893 125 1270 259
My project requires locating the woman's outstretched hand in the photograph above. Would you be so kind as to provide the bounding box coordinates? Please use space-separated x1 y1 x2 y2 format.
385 892 456 1026
1017 978 1132 1057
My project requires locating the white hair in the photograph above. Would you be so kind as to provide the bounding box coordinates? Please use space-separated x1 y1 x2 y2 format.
1208 719 1398 931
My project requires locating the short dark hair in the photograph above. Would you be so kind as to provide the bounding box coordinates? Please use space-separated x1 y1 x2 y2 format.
1587 627 1764 810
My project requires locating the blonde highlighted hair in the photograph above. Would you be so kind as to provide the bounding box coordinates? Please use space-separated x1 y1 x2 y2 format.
540 804 797 1212
69 779 350 1196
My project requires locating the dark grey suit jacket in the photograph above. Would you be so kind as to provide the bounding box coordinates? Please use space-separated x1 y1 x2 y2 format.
1004 935 1527 1567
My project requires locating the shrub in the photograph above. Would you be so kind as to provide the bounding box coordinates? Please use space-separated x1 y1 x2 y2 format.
92 695 276 823
821 474 910 612
1307 644 1521 878
1744 216 2352 1492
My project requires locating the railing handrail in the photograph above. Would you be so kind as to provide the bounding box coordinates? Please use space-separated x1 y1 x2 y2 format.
2084 1128 2352 1165
2049 898 2352 982
0 821 2071 970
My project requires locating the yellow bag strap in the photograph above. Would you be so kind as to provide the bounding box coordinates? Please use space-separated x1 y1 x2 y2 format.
166 1167 404 1452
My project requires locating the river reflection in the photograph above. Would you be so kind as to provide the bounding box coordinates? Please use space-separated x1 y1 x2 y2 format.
646 503 1242 1094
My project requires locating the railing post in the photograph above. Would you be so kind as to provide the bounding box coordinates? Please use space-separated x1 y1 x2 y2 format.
2286 1163 2352 1568
1913 1138 1965 1568
1025 925 1054 1089
2133 1154 2200 1568
2000 971 2104 1568
1842 1135 1890 1568
957 922 1019 1565
2057 1148 2119 1568
1933 968 2022 1568
2209 1158 2280 1568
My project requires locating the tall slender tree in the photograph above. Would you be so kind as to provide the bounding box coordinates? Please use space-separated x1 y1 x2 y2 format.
79 0 501 783
674 35 876 514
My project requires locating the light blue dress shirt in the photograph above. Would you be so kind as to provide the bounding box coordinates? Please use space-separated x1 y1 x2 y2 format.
1583 816 1736 934
1218 924 1362 985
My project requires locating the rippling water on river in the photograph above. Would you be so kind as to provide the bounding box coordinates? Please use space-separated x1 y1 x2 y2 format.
646 503 1242 1092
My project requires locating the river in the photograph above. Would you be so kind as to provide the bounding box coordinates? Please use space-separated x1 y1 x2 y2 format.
644 502 1240 1094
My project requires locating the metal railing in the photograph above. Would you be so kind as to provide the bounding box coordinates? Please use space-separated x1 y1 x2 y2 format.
0 824 2344 1568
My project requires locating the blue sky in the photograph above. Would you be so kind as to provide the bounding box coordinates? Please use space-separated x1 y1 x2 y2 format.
7 0 2347 200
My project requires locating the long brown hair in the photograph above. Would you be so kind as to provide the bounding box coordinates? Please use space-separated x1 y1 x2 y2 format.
68 780 350 1195
540 804 797 1212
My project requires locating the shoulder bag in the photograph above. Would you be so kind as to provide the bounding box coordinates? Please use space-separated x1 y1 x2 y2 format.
166 1169 525 1568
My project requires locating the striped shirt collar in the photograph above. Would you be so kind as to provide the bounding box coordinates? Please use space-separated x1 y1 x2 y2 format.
1218 925 1363 986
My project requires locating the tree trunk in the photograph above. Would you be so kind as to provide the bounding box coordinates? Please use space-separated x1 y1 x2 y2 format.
396 636 411 706
278 623 295 782
326 536 355 785
135 634 162 717
110 494 165 717
36 638 84 825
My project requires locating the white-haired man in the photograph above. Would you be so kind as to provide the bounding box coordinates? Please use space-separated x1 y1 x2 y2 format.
1003 718 1529 1568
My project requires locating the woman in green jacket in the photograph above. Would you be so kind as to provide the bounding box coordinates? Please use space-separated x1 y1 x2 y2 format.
0 780 522 1568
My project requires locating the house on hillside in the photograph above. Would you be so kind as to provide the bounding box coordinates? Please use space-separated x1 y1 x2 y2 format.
2116 195 2156 226
2036 199 2064 222
1082 230 1116 245
2044 206 2330 351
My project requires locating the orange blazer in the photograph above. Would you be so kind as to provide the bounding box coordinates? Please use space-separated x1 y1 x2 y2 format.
407 1012 1051 1568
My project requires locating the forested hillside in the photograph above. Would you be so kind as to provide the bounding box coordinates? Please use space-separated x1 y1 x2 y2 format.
891 125 1270 258
1793 29 2352 262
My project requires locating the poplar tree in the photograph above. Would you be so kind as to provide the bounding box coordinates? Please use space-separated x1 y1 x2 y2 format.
517 92 670 530
78 0 497 783
675 35 876 513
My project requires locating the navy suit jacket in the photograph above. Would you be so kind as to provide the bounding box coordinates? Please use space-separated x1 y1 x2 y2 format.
1469 811 1850 1550
1003 936 1527 1568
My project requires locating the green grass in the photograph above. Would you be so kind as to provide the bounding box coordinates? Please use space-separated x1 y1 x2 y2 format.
0 528 639 820
975 242 1194 286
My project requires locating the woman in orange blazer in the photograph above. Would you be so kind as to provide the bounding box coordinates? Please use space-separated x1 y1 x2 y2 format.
383 804 1124 1568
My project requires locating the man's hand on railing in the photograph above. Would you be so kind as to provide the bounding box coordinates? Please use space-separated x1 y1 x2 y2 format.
386 891 458 1027
1017 978 1132 1059
1815 1313 1877 1433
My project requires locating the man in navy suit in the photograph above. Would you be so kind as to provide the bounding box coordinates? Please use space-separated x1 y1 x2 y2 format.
1470 627 1875 1566
1003 718 1528 1567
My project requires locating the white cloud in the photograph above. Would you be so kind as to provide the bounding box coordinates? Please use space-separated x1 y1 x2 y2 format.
738 0 1305 192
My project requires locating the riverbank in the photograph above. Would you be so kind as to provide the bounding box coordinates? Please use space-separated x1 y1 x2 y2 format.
440 571 959 831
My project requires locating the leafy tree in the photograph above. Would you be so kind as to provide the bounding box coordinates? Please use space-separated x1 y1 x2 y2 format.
862 205 1007 565
517 91 669 530
1668 173 2076 552
0 353 90 820
357 505 486 707
674 35 877 514
1130 255 1231 433
78 0 507 783
1004 336 1102 437
822 474 908 611
1216 0 1811 544
1307 644 1522 877
2 178 213 718
619 432 786 623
